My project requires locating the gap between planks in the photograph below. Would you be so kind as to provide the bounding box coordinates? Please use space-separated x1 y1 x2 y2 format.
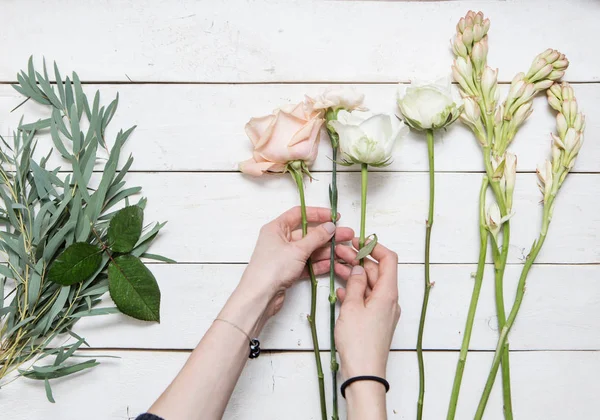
74 348 600 354
1 81 600 86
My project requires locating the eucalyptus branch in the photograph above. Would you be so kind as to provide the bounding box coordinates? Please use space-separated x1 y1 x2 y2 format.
0 59 167 400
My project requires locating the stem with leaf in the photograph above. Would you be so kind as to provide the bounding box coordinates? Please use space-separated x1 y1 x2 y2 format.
446 176 489 420
416 129 435 420
289 163 327 420
329 145 339 420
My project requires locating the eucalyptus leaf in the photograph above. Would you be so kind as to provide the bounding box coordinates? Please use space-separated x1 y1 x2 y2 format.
47 243 103 286
108 255 160 322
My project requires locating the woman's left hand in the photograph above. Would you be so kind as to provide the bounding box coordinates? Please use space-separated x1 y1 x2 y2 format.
239 206 354 317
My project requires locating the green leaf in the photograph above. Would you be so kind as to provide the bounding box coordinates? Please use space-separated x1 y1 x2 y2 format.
141 253 176 263
108 255 160 322
47 243 103 286
107 206 143 253
44 379 56 403
21 359 100 380
355 234 378 261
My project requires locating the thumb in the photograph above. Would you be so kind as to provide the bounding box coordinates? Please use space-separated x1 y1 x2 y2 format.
295 222 336 256
344 265 367 304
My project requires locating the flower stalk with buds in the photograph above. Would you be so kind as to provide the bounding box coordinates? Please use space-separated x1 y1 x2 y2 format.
474 81 585 418
309 87 366 420
398 79 461 420
447 10 570 420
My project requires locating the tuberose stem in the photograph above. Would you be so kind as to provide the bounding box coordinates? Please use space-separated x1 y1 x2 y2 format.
474 186 559 419
484 147 514 419
417 130 435 420
446 176 489 420
290 167 328 420
359 163 368 266
329 147 339 420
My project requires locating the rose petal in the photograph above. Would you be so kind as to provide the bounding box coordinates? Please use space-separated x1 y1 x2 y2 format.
239 158 279 176
245 114 277 148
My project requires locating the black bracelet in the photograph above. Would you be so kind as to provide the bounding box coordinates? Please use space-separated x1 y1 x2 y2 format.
341 376 390 398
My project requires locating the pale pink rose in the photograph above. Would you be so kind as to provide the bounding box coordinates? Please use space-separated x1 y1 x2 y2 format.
240 101 325 176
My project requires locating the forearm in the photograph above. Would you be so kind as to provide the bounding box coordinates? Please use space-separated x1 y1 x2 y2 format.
346 381 388 420
148 284 270 420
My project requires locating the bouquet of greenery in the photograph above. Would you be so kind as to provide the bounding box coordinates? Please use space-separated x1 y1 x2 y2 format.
0 59 169 401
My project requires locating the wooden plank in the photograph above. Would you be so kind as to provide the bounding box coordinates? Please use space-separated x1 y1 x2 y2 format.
1 83 599 173
114 172 600 264
3 350 598 419
74 263 600 351
1 1 598 82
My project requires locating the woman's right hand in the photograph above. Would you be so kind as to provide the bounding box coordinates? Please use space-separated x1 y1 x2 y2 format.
334 238 400 418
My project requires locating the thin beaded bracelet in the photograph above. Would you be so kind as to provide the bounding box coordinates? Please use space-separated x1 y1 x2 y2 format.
214 318 261 359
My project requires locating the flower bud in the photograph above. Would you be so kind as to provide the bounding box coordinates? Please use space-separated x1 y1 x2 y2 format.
472 38 488 73
472 24 484 42
530 63 553 83
461 97 486 145
538 48 555 61
547 70 565 81
551 133 565 150
486 202 502 242
512 102 533 129
561 83 575 100
453 34 468 58
462 27 474 50
551 142 562 172
457 17 466 33
534 79 554 92
481 66 498 107
536 160 553 200
556 113 568 139
549 83 562 100
482 18 490 34
563 127 581 154
526 59 547 79
553 59 569 70
504 152 517 210
474 11 484 24
452 57 475 95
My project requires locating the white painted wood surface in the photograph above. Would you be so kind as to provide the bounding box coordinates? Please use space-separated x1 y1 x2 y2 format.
2 0 599 419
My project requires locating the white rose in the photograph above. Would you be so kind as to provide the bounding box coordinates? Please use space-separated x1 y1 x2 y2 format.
329 110 408 166
308 86 367 111
397 79 462 131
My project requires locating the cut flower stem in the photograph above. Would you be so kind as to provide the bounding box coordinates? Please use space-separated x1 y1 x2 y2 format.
359 163 368 266
416 129 435 420
290 166 327 420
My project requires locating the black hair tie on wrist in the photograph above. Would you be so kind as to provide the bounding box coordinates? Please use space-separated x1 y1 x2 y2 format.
341 376 390 398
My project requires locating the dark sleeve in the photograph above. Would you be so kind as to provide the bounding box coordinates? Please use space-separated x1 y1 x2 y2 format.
135 414 164 420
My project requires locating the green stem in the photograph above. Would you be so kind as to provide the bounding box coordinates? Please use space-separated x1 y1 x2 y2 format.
446 176 489 420
475 177 561 419
329 147 339 420
290 167 327 420
417 130 435 420
358 163 368 267
483 147 514 419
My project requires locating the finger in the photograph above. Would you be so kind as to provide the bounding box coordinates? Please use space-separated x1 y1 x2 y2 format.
336 287 346 304
295 222 336 256
350 238 399 298
334 262 373 298
300 259 331 279
291 226 354 242
344 265 368 305
277 206 339 228
335 245 379 285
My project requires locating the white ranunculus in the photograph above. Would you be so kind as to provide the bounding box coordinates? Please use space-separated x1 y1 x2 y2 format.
308 86 367 111
397 79 462 131
329 110 408 167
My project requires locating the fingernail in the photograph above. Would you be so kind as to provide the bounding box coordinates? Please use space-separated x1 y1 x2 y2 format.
323 222 336 234
351 265 365 275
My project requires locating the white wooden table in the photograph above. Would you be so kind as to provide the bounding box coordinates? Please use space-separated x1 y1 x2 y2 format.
2 1 599 418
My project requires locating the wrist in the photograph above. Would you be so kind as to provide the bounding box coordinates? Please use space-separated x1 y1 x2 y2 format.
344 380 387 420
218 283 270 338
